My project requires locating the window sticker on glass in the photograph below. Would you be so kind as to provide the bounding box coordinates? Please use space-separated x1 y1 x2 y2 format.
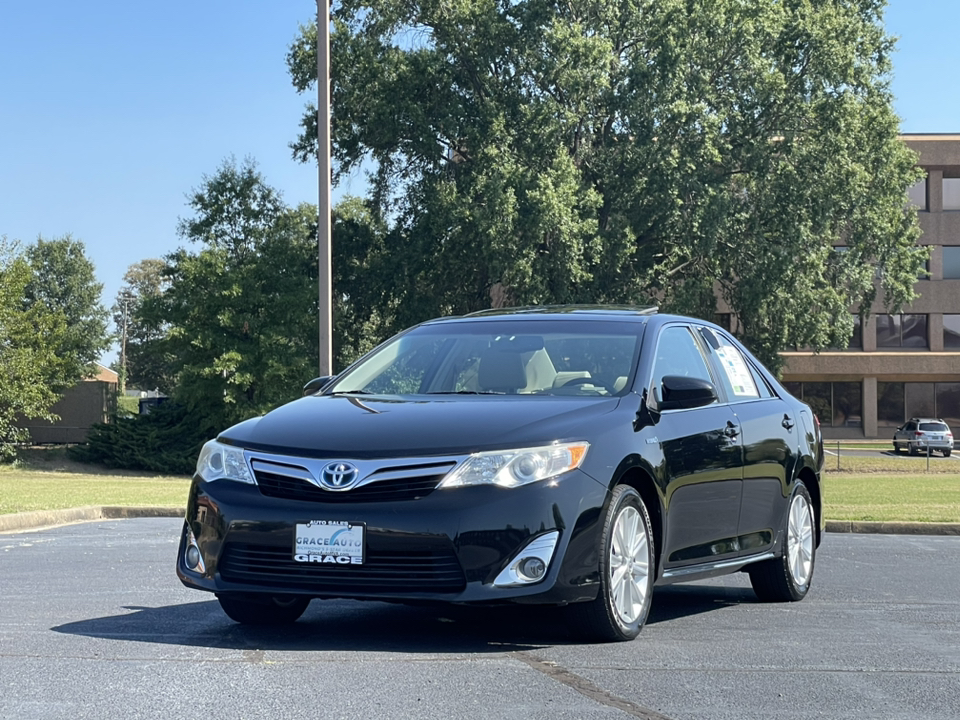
715 345 759 397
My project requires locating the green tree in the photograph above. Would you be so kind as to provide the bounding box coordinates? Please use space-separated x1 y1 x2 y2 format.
112 258 174 393
141 158 321 429
0 239 66 461
330 195 393 368
288 0 925 373
24 234 111 389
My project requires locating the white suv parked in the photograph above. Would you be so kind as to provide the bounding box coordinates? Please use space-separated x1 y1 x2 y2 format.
893 418 954 457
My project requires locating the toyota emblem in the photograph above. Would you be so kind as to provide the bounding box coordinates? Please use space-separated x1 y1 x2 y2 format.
319 461 360 490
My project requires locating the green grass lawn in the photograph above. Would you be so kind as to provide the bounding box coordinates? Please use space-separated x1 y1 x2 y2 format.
824 473 960 523
0 472 191 515
824 454 959 474
1 447 189 515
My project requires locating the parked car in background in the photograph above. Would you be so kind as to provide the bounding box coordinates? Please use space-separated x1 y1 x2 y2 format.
893 418 954 456
178 306 825 642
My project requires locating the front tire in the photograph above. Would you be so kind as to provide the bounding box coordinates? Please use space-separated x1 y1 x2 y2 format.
749 482 816 603
567 485 654 642
217 593 310 625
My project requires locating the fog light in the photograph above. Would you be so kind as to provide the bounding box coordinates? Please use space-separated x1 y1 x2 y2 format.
493 531 560 587
185 545 201 570
518 557 546 580
183 526 206 574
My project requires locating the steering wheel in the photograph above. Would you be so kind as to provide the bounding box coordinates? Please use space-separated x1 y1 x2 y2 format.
559 377 616 394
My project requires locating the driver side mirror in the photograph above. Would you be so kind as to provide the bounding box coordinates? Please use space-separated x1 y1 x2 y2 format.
303 375 335 396
657 376 718 411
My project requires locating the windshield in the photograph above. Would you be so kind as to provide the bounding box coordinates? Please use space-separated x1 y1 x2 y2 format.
326 319 644 398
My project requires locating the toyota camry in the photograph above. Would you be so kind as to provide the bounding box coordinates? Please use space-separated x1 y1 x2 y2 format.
177 306 824 642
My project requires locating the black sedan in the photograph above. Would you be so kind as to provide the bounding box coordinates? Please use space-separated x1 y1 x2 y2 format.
177 306 824 642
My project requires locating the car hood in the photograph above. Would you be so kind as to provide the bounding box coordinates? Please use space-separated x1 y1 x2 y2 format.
220 394 624 459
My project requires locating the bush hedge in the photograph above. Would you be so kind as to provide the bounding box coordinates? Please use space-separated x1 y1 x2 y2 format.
69 403 214 476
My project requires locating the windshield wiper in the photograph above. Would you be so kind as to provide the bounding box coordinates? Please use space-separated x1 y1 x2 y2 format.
425 390 504 395
327 389 374 395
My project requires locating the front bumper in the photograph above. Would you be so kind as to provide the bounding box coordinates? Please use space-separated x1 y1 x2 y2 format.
177 467 608 606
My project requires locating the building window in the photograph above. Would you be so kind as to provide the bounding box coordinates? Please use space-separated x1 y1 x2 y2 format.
878 382 905 425
878 382 960 428
849 315 862 350
905 382 936 419
907 178 927 210
783 381 801 400
944 315 960 349
945 178 960 211
829 315 862 350
937 383 960 428
787 381 862 427
944 247 960 279
876 314 928 348
832 382 862 427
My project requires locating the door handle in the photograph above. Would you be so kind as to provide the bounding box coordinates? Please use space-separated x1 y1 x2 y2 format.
782 414 794 430
724 421 740 439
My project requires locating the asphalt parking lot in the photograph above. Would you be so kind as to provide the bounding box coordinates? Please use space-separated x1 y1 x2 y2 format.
2 518 959 720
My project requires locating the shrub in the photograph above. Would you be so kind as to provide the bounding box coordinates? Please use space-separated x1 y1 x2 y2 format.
69 403 215 475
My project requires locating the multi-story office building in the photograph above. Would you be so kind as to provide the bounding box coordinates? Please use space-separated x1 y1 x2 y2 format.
778 134 960 439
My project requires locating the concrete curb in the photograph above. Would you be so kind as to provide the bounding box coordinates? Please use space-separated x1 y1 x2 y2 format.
825 519 960 536
1 506 959 536
0 506 184 534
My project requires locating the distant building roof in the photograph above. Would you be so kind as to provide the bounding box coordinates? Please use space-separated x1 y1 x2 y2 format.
90 364 119 383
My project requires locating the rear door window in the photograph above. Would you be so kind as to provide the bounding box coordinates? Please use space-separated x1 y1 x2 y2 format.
707 333 760 401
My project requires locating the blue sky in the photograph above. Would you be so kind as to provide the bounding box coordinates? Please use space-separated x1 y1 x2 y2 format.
1 0 957 365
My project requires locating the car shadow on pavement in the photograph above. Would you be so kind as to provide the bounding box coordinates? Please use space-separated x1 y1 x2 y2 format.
646 584 758 625
52 584 757 652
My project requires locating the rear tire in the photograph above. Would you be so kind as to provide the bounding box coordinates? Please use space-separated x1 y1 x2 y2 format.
944 449 952 458
749 482 816 603
566 485 654 642
217 594 310 625
909 444 918 456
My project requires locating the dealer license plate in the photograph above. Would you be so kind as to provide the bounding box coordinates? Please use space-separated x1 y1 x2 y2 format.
294 521 365 565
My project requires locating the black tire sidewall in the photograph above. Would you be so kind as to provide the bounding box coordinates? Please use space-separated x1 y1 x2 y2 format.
781 482 816 601
598 486 654 640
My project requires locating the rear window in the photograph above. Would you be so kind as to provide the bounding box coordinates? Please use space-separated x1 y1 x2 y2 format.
919 422 949 432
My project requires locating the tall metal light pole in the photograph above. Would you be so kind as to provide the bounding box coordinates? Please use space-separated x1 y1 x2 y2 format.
317 0 333 376
119 293 131 395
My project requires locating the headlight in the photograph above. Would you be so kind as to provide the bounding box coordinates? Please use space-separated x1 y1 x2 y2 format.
439 442 589 489
195 439 255 484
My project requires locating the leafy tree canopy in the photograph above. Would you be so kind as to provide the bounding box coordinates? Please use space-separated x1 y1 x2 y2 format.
23 234 111 389
112 258 174 393
0 238 66 461
289 0 925 372
139 158 321 429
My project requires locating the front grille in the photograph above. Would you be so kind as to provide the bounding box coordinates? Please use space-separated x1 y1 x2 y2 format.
254 470 446 503
219 542 466 594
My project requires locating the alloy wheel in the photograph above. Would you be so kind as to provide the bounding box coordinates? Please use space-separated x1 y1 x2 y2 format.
609 505 650 625
786 493 814 587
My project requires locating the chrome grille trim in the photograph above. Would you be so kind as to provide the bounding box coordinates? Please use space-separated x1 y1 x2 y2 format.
243 450 467 492
249 459 315 483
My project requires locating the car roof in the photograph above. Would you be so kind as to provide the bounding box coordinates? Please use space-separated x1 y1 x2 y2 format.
423 305 660 325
